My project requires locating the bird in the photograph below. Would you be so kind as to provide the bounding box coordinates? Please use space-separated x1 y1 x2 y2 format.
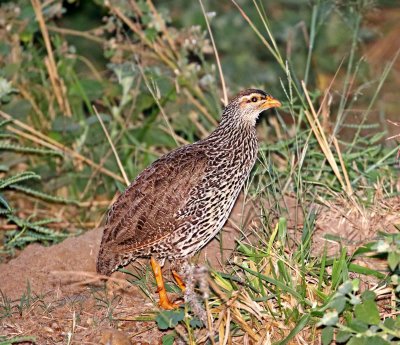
97 88 281 309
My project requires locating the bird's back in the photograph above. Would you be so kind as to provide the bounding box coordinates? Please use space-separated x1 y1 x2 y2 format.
96 144 208 275
97 127 258 275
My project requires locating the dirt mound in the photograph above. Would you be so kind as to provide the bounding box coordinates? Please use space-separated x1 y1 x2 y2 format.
1 194 398 343
0 193 259 344
0 228 99 300
0 193 258 301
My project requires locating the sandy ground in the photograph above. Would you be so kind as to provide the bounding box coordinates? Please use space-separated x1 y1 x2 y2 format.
0 194 399 344
0 193 260 344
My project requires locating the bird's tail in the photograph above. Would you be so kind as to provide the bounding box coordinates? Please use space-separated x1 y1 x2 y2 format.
96 245 121 276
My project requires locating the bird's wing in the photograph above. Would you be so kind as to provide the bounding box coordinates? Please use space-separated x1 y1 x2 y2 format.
99 146 208 254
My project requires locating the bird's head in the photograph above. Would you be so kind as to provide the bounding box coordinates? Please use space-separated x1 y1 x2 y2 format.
222 89 281 126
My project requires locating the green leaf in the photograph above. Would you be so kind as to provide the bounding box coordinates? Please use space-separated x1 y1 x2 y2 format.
155 313 170 330
351 279 360 292
145 27 158 42
347 319 368 333
0 143 62 156
0 171 41 189
161 333 175 345
369 132 386 144
278 217 287 245
0 194 11 211
321 326 334 345
332 248 348 288
388 251 400 271
330 295 346 313
361 290 376 302
0 336 37 345
189 317 204 328
278 314 311 345
338 280 353 295
155 309 184 330
115 180 127 193
348 263 385 279
347 336 366 345
7 215 67 239
318 247 327 290
354 299 380 325
237 241 254 256
336 330 351 343
383 317 396 330
365 336 390 345
318 311 338 327
373 240 390 253
73 79 104 101
0 119 12 128
86 114 111 126
8 184 79 205
237 264 308 303
348 294 361 305
0 164 9 172
52 116 81 133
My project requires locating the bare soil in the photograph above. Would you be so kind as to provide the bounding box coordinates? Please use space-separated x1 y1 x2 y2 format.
1 193 399 344
0 193 259 344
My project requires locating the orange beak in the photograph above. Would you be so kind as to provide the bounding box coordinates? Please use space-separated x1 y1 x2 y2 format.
260 96 281 110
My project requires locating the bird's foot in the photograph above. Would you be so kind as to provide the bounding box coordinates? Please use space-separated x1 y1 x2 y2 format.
172 270 186 291
158 296 181 310
157 283 183 309
151 257 183 310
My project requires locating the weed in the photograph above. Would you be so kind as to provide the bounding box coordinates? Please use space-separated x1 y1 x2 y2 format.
0 290 13 320
91 286 122 324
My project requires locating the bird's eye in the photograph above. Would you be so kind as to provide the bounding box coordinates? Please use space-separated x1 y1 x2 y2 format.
251 97 258 102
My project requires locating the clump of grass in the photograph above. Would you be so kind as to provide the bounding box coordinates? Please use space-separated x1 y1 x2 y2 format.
0 283 48 320
92 286 122 324
317 233 400 344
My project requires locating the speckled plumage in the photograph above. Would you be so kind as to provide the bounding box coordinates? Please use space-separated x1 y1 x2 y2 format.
97 89 280 276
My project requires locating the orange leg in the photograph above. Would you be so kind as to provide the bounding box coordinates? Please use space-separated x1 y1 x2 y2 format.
150 257 179 310
172 270 186 292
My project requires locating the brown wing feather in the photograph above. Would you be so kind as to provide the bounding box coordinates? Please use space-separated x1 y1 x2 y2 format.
99 146 208 256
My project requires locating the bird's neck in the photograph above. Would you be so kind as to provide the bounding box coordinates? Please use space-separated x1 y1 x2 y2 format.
203 118 258 152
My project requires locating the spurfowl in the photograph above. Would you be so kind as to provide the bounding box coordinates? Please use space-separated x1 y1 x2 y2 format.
97 89 281 309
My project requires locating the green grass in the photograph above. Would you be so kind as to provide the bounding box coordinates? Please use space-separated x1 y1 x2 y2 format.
0 0 399 344
0 336 37 345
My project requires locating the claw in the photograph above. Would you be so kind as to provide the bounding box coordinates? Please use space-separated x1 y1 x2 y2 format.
172 270 186 292
158 298 180 310
150 257 180 310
